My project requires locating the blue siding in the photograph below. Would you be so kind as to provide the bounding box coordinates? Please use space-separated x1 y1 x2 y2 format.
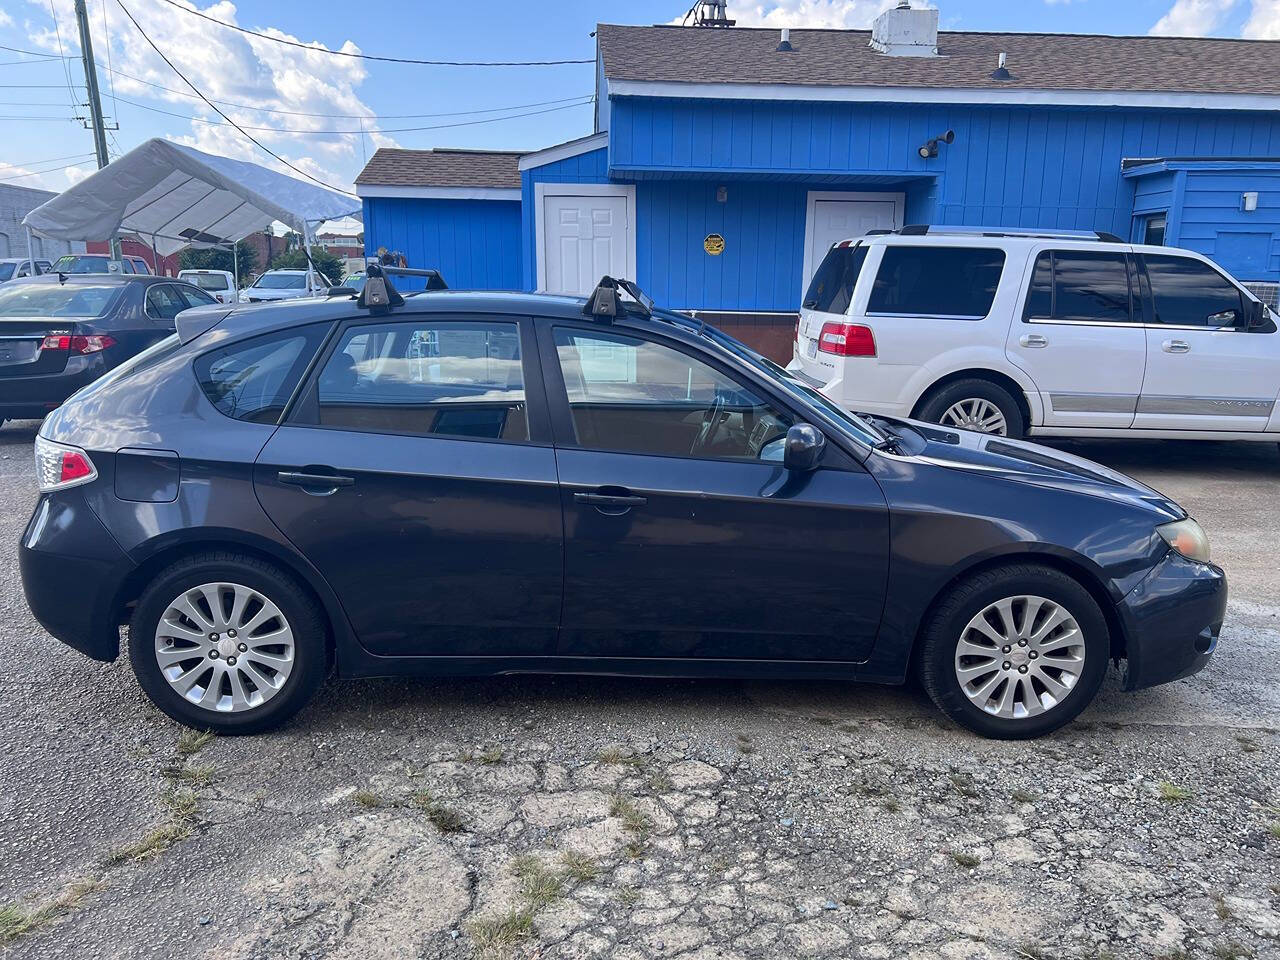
519 147 610 291
362 196 521 291
1176 170 1280 279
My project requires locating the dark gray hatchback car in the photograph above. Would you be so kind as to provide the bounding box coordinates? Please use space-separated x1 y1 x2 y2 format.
19 274 1226 738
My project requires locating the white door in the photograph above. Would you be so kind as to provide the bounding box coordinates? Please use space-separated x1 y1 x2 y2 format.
541 194 630 296
804 196 900 290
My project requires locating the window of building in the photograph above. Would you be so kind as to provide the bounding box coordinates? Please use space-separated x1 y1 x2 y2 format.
867 246 1006 319
1143 254 1244 327
1144 214 1167 247
1024 251 1133 324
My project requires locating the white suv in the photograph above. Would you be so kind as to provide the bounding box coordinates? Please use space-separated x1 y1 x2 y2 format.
788 228 1280 442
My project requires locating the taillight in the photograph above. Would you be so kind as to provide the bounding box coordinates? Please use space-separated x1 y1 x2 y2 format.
817 322 876 357
34 436 98 492
40 334 116 355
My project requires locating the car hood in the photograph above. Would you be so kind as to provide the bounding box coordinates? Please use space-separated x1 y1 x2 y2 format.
874 416 1184 522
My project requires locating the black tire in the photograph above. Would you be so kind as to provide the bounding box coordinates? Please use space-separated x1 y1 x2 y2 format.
917 563 1109 740
917 378 1026 439
128 551 327 735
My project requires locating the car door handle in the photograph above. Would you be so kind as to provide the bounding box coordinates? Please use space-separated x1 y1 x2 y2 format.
1162 339 1191 354
574 491 647 513
1019 334 1048 348
277 470 355 493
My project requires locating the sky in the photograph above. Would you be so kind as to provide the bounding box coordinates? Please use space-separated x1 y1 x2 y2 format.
1 0 1279 199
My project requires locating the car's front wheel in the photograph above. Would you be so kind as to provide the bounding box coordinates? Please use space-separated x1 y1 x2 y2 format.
918 564 1109 739
128 552 327 734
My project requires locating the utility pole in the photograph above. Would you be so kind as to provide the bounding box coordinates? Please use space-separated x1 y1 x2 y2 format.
73 0 121 261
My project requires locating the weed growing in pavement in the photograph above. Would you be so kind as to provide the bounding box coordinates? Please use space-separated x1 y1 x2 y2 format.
106 788 198 865
175 728 214 757
598 746 625 764
1268 821 1280 840
1213 893 1234 920
161 764 214 787
949 773 979 799
1014 940 1045 959
411 790 466 833
1211 943 1254 960
948 851 980 868
618 885 640 906
1157 782 1193 802
352 789 380 808
467 908 534 957
646 771 673 793
513 858 564 909
559 851 598 881
0 879 103 945
882 797 901 814
610 793 653 859
480 746 504 765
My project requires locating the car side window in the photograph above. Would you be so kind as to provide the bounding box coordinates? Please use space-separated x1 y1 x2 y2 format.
1143 254 1244 328
1024 251 1132 323
176 284 217 308
195 324 329 424
145 284 186 321
315 320 528 442
552 328 793 461
866 246 1006 319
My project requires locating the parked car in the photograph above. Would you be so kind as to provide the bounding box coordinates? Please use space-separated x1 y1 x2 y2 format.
177 269 237 305
790 228 1280 443
0 258 53 283
19 273 1224 738
0 274 217 423
50 254 153 275
239 269 327 303
340 272 366 293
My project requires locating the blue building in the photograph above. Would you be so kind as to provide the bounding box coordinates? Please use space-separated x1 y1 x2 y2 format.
355 3 1280 358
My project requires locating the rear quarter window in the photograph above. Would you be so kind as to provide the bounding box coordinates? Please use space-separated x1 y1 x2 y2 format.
195 324 330 424
803 245 868 314
867 246 1006 319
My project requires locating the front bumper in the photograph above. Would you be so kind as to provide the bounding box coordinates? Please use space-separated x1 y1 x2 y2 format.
19 490 133 662
1117 549 1227 691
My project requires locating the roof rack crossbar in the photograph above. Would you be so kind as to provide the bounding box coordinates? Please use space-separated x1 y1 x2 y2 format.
880 225 1127 243
583 276 654 320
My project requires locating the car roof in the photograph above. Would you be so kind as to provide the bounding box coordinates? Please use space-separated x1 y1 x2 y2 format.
16 273 171 287
260 268 309 275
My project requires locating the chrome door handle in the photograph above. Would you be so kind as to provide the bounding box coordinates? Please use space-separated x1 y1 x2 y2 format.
1019 334 1048 348
278 470 355 495
574 492 647 508
1162 339 1191 354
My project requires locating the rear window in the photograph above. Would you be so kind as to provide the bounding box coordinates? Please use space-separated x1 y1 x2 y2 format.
867 246 1006 319
803 245 868 314
186 273 229 291
0 283 121 318
0 264 14 282
254 273 306 290
195 324 329 424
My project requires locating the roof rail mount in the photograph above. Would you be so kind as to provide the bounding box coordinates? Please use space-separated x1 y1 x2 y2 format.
356 265 448 313
887 225 1129 243
584 276 654 320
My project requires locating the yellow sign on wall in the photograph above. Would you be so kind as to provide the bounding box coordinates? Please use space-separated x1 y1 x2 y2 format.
703 233 725 256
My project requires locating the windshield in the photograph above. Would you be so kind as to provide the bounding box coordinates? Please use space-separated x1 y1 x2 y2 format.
0 283 121 318
186 273 229 291
253 273 305 290
342 274 366 292
657 312 886 447
0 264 13 282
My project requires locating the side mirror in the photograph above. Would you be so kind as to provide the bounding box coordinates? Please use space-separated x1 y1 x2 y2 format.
783 423 825 472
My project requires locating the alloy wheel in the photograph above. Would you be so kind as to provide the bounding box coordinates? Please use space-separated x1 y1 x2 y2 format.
940 398 1008 435
153 582 295 713
953 595 1086 720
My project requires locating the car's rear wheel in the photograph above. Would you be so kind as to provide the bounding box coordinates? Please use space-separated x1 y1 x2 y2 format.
918 378 1025 438
128 552 326 734
918 564 1109 739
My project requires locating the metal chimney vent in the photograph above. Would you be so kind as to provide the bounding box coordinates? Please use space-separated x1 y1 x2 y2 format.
683 0 736 27
870 1 939 58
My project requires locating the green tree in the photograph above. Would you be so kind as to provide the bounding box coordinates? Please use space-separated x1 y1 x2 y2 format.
268 246 345 286
177 241 257 286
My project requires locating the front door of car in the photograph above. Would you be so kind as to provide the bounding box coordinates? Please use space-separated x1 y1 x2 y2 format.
1134 253 1279 431
538 320 890 663
254 315 564 657
1006 249 1147 428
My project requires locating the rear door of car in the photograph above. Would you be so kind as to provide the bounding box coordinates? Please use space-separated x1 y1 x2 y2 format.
1005 247 1146 428
1133 252 1279 431
253 312 564 658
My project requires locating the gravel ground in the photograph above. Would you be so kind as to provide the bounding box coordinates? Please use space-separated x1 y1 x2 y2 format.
0 419 1277 960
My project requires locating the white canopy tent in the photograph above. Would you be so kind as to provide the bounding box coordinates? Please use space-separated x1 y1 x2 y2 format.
22 138 361 289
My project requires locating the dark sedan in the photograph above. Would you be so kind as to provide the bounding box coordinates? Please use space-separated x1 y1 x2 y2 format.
18 273 1225 738
0 274 218 423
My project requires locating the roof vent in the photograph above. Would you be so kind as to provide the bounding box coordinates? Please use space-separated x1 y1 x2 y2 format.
870 1 939 58
991 52 1012 81
777 28 793 52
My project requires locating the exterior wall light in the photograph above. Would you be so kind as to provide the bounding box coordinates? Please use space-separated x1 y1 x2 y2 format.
918 129 955 159
1242 191 1259 212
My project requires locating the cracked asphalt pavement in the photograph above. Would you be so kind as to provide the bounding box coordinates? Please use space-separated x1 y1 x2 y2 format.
0 419 1277 960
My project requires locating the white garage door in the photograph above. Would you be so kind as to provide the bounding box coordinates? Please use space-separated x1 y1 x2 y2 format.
541 193 632 296
804 195 902 290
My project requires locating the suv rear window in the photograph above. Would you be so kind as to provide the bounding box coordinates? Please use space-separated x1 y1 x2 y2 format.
803 245 868 314
195 324 329 424
867 246 1006 319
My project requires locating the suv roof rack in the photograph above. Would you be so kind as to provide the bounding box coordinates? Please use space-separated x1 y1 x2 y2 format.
356 264 447 313
584 276 654 320
885 225 1126 243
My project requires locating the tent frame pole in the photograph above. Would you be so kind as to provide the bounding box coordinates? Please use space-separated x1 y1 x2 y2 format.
301 220 316 294
230 241 239 296
25 227 36 277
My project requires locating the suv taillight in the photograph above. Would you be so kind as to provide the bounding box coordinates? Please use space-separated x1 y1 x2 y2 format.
40 334 116 355
817 322 876 357
34 436 98 492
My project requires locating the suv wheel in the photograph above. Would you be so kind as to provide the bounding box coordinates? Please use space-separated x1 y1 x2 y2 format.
128 552 327 734
918 378 1025 438
918 564 1109 739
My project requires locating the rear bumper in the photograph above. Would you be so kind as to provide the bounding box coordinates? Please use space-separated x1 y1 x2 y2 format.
19 490 133 662
1117 550 1227 691
0 357 106 419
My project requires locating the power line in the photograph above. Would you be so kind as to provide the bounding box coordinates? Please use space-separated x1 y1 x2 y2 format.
114 0 353 195
0 42 75 58
0 151 100 169
153 0 593 66
46 0 83 115
0 158 97 183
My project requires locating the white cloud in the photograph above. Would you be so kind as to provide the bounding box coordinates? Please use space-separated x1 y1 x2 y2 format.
0 8 15 27
24 0 389 192
1243 0 1280 36
1149 0 1240 35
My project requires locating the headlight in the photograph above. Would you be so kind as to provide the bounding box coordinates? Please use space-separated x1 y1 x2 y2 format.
1157 518 1211 563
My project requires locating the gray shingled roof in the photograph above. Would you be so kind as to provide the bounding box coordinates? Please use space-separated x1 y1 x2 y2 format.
355 148 523 188
596 24 1280 96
